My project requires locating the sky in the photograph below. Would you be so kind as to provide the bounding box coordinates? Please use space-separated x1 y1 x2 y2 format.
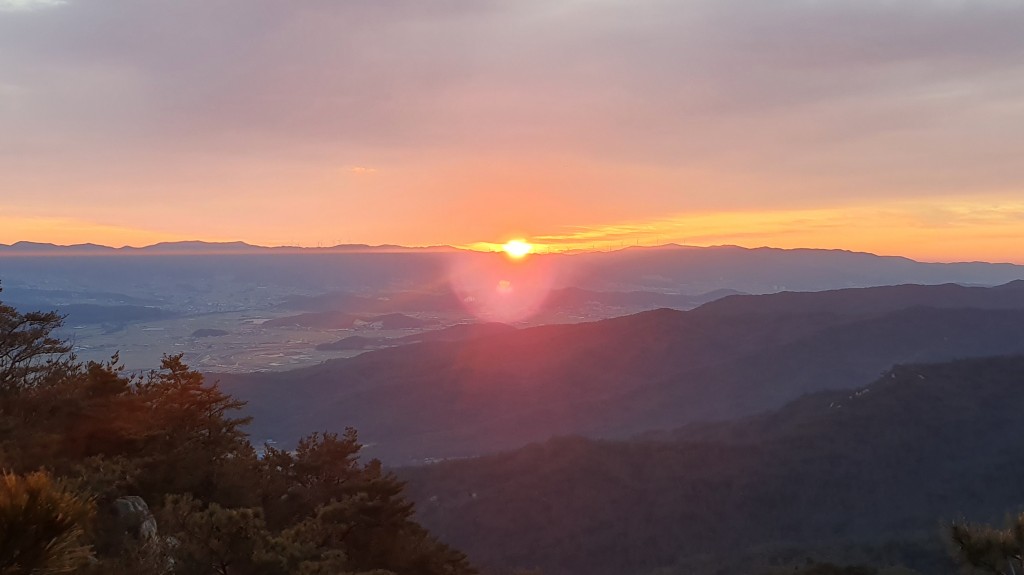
2 0 1023 262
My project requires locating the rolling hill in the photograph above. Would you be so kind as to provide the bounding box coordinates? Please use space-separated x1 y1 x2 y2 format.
402 355 1024 575
218 281 1024 463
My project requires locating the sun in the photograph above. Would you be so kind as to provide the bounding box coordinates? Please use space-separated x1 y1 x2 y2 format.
502 239 533 259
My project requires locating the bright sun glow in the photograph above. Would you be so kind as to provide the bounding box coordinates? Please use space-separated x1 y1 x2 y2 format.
502 239 533 259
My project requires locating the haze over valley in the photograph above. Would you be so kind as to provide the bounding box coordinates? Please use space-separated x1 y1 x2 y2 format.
4 241 1023 372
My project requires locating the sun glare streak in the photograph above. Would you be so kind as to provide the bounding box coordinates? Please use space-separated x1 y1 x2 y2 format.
503 240 533 259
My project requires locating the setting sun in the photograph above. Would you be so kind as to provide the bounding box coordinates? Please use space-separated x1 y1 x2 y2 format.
502 239 533 259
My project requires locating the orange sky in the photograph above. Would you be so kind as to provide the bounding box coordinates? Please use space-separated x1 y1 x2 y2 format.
2 1 1023 263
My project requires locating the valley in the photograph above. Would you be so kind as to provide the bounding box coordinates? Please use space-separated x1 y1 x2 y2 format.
3 244 1024 575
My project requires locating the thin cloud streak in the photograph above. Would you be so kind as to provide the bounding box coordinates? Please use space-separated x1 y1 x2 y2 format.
0 0 66 12
523 195 1024 263
348 166 377 175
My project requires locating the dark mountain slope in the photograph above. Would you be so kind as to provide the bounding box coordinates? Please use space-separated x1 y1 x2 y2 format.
220 282 1024 463
630 305 1024 423
403 356 1024 575
695 280 1024 317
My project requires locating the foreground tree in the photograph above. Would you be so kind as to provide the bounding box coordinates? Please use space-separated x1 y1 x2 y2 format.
0 286 476 575
950 514 1024 575
259 431 474 575
0 285 73 395
159 496 278 575
0 471 95 574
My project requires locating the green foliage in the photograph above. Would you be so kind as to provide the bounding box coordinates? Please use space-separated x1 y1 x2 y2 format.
0 288 476 575
259 431 472 575
0 285 73 395
0 471 95 574
159 495 278 575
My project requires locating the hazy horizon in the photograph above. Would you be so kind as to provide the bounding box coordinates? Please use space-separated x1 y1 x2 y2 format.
4 238 1024 265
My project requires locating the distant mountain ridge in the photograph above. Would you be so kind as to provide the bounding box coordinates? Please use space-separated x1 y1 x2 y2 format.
2 239 1022 264
694 280 1024 317
5 243 1022 299
564 244 1024 292
0 240 457 255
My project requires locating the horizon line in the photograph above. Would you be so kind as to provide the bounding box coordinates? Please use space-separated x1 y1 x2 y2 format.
0 239 1021 266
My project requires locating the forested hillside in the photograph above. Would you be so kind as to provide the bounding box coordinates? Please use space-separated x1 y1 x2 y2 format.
404 355 1024 575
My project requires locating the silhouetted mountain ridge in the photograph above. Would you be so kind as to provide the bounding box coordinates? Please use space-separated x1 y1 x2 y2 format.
566 245 1024 292
0 240 459 255
695 281 1024 317
219 281 1024 463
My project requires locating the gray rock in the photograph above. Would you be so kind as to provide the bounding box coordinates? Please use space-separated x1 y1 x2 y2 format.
113 496 158 541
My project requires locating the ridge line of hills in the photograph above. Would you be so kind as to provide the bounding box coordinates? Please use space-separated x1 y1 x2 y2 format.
0 240 462 255
6 243 1024 300
3 240 1023 267
219 279 1024 465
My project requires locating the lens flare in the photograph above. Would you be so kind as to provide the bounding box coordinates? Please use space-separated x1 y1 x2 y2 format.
447 251 558 323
